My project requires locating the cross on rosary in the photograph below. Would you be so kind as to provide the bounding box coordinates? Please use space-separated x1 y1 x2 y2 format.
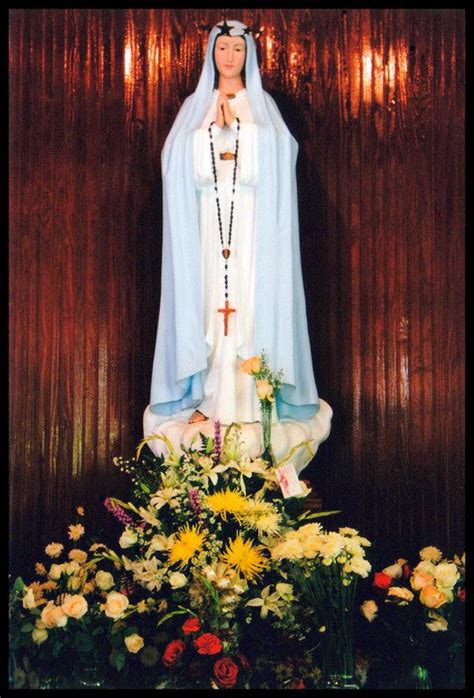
218 300 236 336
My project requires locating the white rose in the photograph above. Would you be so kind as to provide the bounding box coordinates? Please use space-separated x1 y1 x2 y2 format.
434 562 460 590
168 572 187 589
124 633 144 653
61 594 88 619
414 560 437 576
22 587 36 610
95 570 115 591
119 529 138 548
104 591 129 619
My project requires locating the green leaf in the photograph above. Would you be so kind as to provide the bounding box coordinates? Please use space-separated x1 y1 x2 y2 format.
114 651 126 672
303 510 342 519
12 577 25 595
156 608 190 627
20 623 34 633
139 482 151 494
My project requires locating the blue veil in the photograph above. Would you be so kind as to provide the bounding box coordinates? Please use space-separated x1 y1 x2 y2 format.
150 19 320 420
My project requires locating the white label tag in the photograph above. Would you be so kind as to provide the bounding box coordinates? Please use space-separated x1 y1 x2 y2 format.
275 463 303 498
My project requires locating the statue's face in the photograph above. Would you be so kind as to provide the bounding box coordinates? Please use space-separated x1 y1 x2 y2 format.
214 35 246 80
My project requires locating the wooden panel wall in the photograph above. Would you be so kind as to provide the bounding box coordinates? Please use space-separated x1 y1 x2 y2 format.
9 9 464 576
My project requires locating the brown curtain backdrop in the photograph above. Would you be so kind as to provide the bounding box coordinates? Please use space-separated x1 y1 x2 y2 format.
9 9 464 576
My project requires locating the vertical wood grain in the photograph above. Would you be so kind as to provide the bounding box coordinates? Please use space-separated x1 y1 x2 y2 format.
9 9 464 576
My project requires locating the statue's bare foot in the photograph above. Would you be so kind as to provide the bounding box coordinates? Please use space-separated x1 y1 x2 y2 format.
188 409 208 424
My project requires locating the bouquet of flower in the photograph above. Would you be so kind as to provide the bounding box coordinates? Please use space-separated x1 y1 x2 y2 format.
240 351 284 464
10 420 330 689
359 546 465 689
256 524 372 688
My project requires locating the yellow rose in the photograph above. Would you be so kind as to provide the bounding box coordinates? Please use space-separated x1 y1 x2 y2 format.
41 601 68 628
32 625 48 645
95 570 115 591
48 563 64 580
67 576 83 592
387 586 414 603
64 561 80 576
124 633 144 654
61 594 88 619
425 610 448 632
360 599 378 622
419 584 449 609
256 379 274 402
433 562 460 590
410 570 434 591
240 356 261 374
22 587 36 610
104 591 129 619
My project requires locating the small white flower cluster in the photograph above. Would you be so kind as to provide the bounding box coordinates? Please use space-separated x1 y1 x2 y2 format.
270 524 372 581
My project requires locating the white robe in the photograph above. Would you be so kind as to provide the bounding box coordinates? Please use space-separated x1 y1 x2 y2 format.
192 88 277 424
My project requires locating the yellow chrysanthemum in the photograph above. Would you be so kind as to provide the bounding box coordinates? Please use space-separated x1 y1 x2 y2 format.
168 524 206 567
205 488 248 521
220 535 269 581
240 500 281 536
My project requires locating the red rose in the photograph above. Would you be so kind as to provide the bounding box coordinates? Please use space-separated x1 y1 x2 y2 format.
290 678 306 689
239 653 251 670
402 564 411 579
162 639 186 667
194 633 223 655
458 587 465 602
373 572 393 589
214 657 239 687
182 617 201 634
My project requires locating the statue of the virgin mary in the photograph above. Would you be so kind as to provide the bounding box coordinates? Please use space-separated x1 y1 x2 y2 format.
146 19 330 439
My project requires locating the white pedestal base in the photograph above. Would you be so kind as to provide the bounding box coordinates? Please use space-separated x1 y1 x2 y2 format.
143 399 333 476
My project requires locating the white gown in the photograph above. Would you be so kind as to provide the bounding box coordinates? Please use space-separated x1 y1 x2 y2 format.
192 88 277 424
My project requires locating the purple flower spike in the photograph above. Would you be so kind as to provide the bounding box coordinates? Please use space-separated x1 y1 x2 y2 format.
213 419 222 461
188 488 202 519
103 497 134 526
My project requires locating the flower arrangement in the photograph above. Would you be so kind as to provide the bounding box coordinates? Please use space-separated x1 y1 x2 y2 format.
240 350 284 464
359 547 466 689
9 421 339 689
264 524 372 688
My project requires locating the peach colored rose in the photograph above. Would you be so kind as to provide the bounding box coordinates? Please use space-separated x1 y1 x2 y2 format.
419 546 442 562
387 586 414 603
419 585 449 609
61 594 88 619
124 633 145 653
48 563 64 580
104 591 129 619
425 610 448 632
256 379 274 402
41 601 68 628
360 599 378 622
240 356 261 374
410 570 434 591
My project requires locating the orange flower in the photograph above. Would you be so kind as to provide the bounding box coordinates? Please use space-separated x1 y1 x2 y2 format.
240 356 261 375
419 585 449 609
